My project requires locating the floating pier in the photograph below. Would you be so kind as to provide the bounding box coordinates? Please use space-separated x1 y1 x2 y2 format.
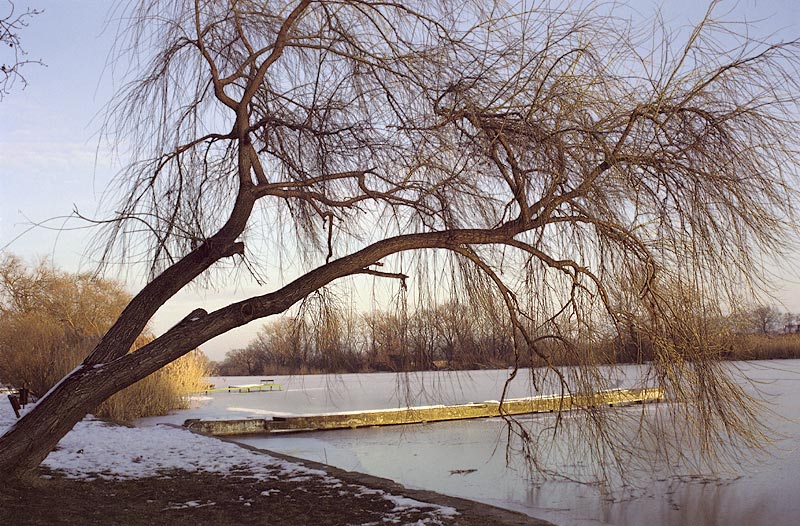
184 387 662 436
201 380 283 394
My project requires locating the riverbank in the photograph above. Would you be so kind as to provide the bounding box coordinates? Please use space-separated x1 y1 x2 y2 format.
0 402 546 525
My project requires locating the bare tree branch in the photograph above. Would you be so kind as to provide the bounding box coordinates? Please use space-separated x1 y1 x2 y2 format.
0 1 43 99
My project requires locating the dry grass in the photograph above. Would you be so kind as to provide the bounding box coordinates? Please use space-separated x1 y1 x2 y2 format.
96 350 209 423
729 333 800 361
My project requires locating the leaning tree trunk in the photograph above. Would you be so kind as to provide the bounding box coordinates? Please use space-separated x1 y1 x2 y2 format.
0 226 519 483
0 309 214 483
0 202 254 482
0 366 127 482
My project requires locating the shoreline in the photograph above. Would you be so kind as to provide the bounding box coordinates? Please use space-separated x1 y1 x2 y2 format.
193 425 551 526
1 399 552 525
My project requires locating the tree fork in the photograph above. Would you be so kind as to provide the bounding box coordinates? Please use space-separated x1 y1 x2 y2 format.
84 213 250 366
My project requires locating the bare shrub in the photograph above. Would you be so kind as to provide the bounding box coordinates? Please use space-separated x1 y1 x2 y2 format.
730 333 800 361
0 255 129 396
0 255 207 422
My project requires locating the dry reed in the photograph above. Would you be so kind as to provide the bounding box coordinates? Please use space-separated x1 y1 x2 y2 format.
96 350 209 423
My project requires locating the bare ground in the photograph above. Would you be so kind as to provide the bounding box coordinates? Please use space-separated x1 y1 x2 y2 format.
0 441 551 526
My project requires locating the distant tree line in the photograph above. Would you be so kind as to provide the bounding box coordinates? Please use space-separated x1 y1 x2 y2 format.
746 304 800 335
212 302 800 376
213 301 517 375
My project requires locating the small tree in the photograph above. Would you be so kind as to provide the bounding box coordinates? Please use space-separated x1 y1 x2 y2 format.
219 347 263 376
784 312 800 333
750 305 782 335
1 0 799 483
251 317 307 373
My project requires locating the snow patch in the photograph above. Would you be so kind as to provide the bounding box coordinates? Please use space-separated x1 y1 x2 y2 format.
0 412 321 481
0 388 461 525
356 485 459 520
384 494 459 517
162 500 215 510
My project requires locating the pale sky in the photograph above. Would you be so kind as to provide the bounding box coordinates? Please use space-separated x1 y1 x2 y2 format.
1 0 799 361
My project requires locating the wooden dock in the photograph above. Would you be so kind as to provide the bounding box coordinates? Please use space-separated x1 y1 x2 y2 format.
201 381 283 394
184 387 662 436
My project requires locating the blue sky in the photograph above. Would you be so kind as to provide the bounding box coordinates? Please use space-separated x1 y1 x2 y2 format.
1 0 799 360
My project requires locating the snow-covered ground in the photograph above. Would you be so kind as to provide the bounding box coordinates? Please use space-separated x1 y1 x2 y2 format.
0 399 458 524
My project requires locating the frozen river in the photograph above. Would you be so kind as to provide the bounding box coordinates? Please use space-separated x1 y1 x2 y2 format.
140 361 800 525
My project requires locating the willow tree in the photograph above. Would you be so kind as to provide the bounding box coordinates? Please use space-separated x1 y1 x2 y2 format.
1 0 799 483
